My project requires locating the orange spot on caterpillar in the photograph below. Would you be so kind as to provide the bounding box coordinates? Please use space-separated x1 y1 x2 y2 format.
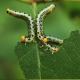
42 38 48 43
54 48 59 52
21 35 25 42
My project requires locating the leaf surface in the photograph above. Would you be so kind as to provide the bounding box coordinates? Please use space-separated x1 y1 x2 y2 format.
14 30 80 79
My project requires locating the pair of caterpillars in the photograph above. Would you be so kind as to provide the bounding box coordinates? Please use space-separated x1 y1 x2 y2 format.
7 4 63 54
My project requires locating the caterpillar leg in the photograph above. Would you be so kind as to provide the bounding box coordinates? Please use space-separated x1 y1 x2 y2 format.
25 42 26 46
24 41 36 46
44 48 48 51
32 40 36 43
40 45 44 48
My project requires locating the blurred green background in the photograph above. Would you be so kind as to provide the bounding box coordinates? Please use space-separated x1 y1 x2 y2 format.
0 0 80 79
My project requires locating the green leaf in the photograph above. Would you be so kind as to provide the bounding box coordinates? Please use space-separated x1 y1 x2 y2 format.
14 42 41 79
14 30 80 79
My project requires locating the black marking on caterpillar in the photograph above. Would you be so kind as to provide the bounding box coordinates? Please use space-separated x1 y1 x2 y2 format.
7 8 35 45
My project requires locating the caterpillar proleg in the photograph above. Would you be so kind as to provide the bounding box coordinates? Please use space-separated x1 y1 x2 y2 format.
7 8 35 45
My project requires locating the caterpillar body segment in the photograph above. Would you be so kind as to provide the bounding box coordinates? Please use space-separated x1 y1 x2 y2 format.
40 43 59 54
7 8 35 44
36 4 56 41
46 36 63 45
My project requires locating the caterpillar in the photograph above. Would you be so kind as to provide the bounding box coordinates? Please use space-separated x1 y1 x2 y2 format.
36 4 63 44
40 43 59 54
36 4 63 54
7 8 35 45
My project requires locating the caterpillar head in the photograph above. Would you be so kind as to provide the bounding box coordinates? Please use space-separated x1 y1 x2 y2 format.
21 35 25 42
49 4 56 13
7 8 16 17
42 38 48 43
51 47 59 55
54 48 59 52
50 46 59 53
7 8 10 14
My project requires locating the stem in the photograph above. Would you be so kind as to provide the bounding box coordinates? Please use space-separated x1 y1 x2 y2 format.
32 2 37 20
